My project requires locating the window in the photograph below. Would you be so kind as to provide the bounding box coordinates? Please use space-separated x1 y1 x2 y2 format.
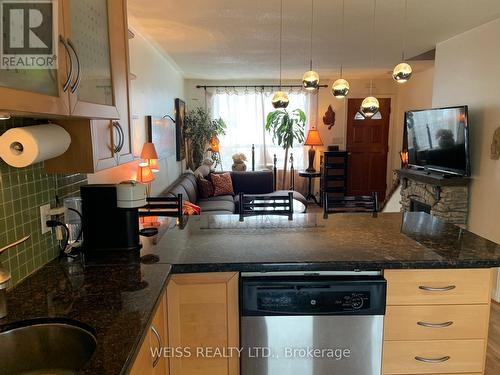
211 90 309 170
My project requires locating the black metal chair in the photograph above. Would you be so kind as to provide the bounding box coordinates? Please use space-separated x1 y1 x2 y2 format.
323 191 379 219
239 192 294 221
139 194 183 217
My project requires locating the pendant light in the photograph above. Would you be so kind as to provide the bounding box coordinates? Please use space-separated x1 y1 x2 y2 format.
272 0 289 109
361 80 380 118
360 0 380 118
332 0 350 98
302 0 319 91
393 0 412 83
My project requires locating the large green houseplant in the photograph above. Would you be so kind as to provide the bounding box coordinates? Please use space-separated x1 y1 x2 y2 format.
184 107 226 169
265 108 306 189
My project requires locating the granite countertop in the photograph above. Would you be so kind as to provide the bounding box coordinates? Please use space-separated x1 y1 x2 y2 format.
139 212 500 272
2 211 499 375
1 259 171 374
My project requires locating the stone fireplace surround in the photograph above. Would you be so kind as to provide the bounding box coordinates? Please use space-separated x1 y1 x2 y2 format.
396 168 470 226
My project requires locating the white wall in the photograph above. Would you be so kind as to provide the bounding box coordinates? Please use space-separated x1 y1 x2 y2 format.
88 28 185 196
432 18 500 300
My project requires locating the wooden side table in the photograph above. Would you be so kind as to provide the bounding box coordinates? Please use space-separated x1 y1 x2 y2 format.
299 171 322 206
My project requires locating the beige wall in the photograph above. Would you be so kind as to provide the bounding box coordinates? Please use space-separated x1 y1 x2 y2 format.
88 28 185 196
432 18 500 300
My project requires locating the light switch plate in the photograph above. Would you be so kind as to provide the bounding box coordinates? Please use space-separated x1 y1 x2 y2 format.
39 204 51 234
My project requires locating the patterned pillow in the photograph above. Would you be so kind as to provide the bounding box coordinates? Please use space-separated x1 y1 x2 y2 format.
197 176 214 199
211 172 234 196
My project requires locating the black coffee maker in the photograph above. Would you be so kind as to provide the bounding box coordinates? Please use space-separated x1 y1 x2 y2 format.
80 183 147 251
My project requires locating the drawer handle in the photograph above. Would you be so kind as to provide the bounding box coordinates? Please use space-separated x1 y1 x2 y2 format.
151 325 162 368
419 285 456 292
417 321 454 328
415 355 450 363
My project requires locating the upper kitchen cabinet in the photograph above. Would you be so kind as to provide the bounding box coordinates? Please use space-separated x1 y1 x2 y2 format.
0 1 71 116
0 0 130 121
63 0 129 119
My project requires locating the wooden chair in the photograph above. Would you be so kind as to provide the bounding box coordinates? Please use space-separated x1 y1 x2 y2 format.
239 192 294 221
323 191 379 219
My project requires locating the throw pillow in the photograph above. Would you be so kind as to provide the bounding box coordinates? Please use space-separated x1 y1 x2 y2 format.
211 172 234 196
197 176 214 199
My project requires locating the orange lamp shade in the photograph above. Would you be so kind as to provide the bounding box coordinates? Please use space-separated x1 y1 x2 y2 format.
400 150 409 167
210 135 220 152
141 142 158 160
304 128 324 146
149 158 160 173
138 165 155 183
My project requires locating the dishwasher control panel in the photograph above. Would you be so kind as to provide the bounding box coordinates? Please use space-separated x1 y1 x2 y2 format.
241 275 386 316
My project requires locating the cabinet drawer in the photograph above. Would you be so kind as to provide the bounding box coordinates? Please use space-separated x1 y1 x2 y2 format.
384 305 490 340
383 340 485 374
385 269 491 305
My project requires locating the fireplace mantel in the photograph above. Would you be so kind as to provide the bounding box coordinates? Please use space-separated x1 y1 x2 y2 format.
396 168 470 187
396 168 470 226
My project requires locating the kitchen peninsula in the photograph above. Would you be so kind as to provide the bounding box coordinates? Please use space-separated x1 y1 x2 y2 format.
2 212 499 375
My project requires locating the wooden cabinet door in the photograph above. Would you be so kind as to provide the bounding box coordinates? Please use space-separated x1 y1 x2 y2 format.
91 120 119 172
0 0 71 116
62 0 129 120
151 292 169 375
130 291 169 375
167 273 239 375
130 329 154 375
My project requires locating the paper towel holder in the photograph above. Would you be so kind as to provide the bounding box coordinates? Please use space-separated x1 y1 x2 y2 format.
0 112 11 120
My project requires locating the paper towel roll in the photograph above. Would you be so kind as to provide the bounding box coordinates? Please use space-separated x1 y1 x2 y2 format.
0 124 71 168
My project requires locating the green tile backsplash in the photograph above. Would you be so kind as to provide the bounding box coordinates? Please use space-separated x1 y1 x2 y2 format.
0 118 87 285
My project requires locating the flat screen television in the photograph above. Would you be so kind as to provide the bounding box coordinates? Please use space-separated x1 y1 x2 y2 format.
404 105 470 176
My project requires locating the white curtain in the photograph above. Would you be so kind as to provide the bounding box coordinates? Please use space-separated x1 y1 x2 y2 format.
211 88 309 172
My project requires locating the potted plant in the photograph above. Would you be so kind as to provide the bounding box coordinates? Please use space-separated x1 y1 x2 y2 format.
184 107 226 169
265 108 306 189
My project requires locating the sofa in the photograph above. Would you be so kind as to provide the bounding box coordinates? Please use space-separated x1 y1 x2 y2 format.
160 170 308 215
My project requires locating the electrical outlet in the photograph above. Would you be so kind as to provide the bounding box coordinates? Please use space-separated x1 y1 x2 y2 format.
40 204 51 234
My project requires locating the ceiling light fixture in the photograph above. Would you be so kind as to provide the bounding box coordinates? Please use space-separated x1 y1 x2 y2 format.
332 0 350 99
361 0 380 119
302 0 319 91
272 0 289 109
393 0 413 83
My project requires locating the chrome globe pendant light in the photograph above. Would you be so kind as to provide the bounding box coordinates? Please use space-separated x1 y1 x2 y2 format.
360 0 380 118
393 0 412 83
302 0 320 91
361 80 380 118
332 0 350 98
272 0 289 109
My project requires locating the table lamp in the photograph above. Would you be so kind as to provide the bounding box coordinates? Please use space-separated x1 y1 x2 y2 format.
304 128 324 172
140 142 159 173
137 164 155 197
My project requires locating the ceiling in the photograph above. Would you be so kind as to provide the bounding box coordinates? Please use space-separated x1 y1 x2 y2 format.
128 0 500 80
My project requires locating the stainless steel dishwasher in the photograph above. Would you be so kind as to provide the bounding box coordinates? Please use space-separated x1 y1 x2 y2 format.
240 272 386 375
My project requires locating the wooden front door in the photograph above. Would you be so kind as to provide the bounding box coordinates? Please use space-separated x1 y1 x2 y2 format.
346 98 391 201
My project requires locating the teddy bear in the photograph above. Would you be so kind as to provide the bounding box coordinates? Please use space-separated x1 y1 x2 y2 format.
232 153 247 171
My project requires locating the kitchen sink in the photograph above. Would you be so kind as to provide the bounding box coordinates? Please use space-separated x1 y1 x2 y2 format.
0 318 97 374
